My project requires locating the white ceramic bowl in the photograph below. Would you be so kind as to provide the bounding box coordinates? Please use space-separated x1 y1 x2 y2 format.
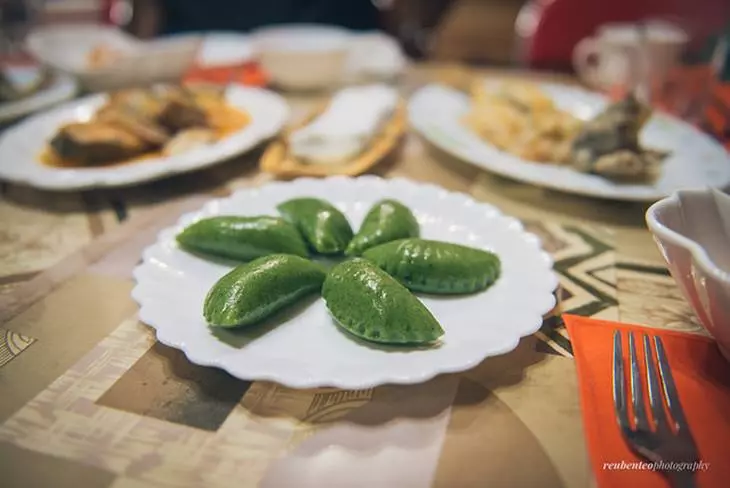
26 25 200 92
646 188 730 360
252 24 351 91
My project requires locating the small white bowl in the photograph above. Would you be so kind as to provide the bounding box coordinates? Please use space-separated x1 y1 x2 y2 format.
26 25 200 92
646 188 730 360
252 24 351 91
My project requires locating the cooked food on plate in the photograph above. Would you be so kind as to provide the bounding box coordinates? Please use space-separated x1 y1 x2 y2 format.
571 93 669 181
260 84 405 178
345 199 419 256
461 82 669 181
42 84 250 167
176 216 309 262
277 198 354 255
289 84 398 164
363 238 501 294
462 82 582 163
177 197 502 348
86 44 130 69
322 258 444 345
204 254 327 328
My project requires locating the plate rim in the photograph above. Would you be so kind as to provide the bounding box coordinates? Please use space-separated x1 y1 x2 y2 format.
0 71 78 123
408 82 730 202
0 83 289 190
131 175 558 389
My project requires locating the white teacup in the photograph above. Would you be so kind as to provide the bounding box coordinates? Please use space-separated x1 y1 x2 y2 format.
573 21 688 92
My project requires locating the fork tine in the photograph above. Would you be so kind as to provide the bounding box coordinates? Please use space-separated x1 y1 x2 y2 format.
643 334 667 431
629 332 651 431
654 336 690 433
613 331 630 430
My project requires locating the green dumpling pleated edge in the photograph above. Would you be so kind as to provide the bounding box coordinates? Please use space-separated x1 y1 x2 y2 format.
176 215 309 262
322 258 444 345
277 197 354 255
362 238 501 295
345 199 420 257
204 254 326 328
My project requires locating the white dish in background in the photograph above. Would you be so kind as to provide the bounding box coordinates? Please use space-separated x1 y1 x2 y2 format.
195 32 255 67
26 24 201 92
409 82 730 202
132 176 557 389
0 85 289 190
0 68 77 123
647 189 730 361
344 31 406 82
253 24 350 91
252 25 406 90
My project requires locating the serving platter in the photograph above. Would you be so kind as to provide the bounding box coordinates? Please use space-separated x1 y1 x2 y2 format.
408 82 730 202
0 84 288 190
132 176 557 388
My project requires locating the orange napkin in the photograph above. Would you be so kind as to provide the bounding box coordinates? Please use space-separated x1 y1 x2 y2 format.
183 61 268 87
564 314 730 488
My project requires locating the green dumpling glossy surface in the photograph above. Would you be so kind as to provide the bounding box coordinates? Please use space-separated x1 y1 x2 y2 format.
362 238 501 295
204 254 326 327
277 198 353 255
322 258 444 344
345 199 419 256
176 216 308 262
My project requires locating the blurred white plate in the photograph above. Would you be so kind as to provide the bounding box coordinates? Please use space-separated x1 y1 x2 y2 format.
0 84 288 190
409 82 730 202
0 68 77 123
132 176 557 388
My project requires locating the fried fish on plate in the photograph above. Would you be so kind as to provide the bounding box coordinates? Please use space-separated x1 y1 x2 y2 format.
571 93 669 181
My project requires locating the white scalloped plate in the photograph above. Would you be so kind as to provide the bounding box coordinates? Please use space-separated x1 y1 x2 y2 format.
0 84 288 190
409 83 730 202
132 177 557 388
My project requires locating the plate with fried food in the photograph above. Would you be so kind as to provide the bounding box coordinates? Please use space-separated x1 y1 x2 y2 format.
408 80 730 201
260 84 406 178
0 83 288 190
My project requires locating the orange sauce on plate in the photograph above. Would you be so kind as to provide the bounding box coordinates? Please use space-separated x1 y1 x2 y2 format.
40 102 251 168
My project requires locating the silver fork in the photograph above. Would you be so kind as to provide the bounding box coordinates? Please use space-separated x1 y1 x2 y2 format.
613 330 700 487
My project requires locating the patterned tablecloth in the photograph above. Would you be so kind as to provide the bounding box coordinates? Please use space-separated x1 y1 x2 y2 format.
0 65 708 488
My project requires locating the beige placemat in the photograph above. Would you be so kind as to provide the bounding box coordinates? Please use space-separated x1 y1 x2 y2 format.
0 191 661 488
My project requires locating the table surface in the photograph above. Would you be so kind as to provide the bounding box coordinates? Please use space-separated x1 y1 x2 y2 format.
0 64 706 488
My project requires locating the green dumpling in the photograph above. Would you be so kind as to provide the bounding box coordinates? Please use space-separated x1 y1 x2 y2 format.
322 258 444 345
362 238 501 295
345 199 419 256
204 254 326 327
277 198 353 255
177 216 309 262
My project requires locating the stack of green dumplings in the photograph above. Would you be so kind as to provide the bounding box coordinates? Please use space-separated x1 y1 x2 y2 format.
176 197 502 347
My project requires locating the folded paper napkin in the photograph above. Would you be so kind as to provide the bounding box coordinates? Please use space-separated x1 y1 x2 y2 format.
563 314 730 488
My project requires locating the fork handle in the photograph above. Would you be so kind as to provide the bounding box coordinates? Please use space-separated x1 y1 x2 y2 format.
666 469 697 488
